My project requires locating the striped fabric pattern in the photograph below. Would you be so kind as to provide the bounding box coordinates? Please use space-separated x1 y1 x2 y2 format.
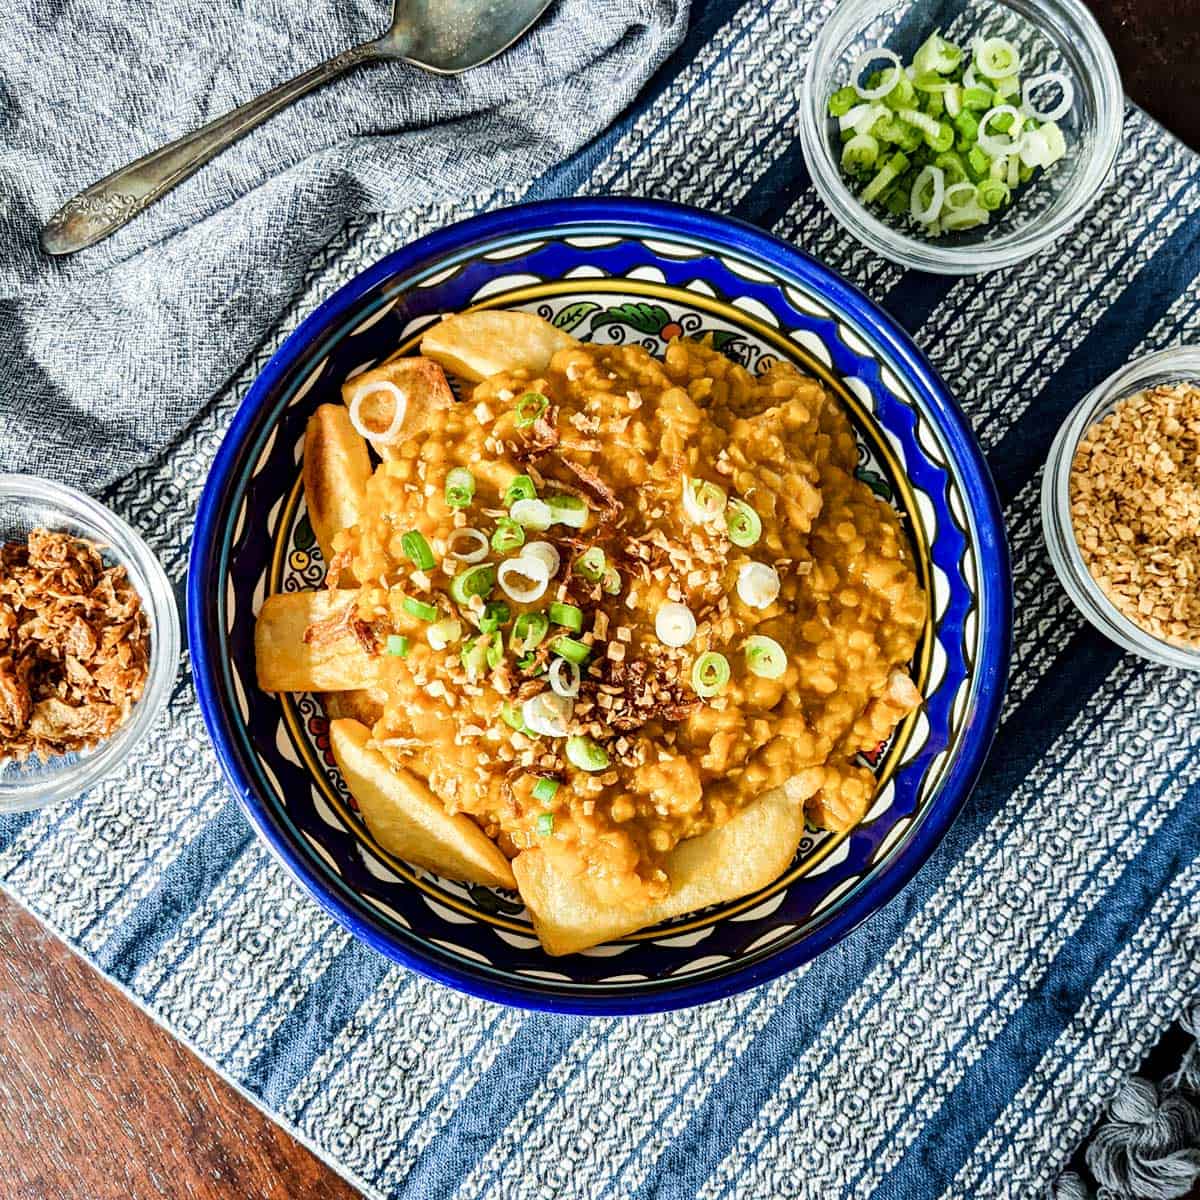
4 1 1200 1195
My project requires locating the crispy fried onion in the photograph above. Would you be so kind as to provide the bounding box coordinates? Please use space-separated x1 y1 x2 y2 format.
0 529 149 762
582 658 700 733
303 601 379 655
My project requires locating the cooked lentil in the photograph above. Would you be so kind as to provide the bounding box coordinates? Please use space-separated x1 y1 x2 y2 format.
331 338 927 906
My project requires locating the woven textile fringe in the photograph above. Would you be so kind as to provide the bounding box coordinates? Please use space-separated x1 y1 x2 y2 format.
1052 1004 1200 1199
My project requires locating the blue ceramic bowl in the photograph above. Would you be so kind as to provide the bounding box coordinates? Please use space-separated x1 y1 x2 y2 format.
189 198 1010 1014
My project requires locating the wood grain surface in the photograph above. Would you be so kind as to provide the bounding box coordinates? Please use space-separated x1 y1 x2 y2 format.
1083 0 1200 152
2 11 1198 1199
0 897 359 1200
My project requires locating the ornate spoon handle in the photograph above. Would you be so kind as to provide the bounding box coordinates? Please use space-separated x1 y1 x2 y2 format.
41 42 381 256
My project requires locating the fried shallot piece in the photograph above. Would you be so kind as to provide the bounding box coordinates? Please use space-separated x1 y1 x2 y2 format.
0 529 150 762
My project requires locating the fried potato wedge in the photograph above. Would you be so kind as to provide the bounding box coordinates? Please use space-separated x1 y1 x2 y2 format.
330 719 516 889
303 404 371 578
512 787 806 956
255 591 381 693
340 357 456 458
323 688 386 728
420 311 578 381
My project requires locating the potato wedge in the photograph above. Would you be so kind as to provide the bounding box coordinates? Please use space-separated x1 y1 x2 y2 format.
340 357 456 458
420 311 578 382
255 590 381 693
512 787 806 956
330 719 516 889
323 688 386 728
303 405 371 577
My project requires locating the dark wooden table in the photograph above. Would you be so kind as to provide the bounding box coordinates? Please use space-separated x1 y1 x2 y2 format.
3 10 1199 1198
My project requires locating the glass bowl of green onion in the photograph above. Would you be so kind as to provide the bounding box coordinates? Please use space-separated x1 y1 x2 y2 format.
800 0 1123 273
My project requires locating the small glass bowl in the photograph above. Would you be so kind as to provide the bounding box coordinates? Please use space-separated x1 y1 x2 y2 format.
800 0 1124 274
1041 347 1200 671
0 475 180 812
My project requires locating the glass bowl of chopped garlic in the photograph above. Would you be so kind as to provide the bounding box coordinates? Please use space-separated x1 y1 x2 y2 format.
0 476 180 812
800 0 1123 273
1042 347 1200 670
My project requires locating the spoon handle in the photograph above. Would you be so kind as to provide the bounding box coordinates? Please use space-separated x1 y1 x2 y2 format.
41 41 382 256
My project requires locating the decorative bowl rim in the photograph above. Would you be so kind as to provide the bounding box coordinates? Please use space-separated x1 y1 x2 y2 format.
187 196 1011 1014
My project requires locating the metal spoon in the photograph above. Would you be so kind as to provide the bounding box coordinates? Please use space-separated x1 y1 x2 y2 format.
40 0 552 256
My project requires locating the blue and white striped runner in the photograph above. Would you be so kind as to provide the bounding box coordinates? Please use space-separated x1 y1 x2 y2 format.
4 1 1200 1195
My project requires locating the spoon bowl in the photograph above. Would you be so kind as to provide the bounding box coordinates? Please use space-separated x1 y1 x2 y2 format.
387 0 552 73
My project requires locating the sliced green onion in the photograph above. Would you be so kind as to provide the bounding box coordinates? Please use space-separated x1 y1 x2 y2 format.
895 107 941 140
447 527 488 563
549 656 581 699
895 106 953 152
509 498 553 531
1040 121 1067 165
550 636 591 665
486 635 505 670
385 634 409 657
574 547 606 583
912 72 958 95
504 475 537 506
400 530 435 571
402 596 439 623
565 735 609 773
744 635 788 680
444 467 475 509
828 85 859 117
514 392 549 428
549 602 584 632
546 494 588 528
655 602 696 648
725 498 763 547
691 652 730 699
460 637 487 679
499 701 529 734
535 811 556 836
448 563 495 606
522 541 561 578
830 32 1071 240
977 105 1024 156
682 476 727 524
861 151 909 204
911 165 946 224
522 691 572 737
497 556 550 604
974 37 1021 81
532 777 559 805
511 610 549 652
966 143 991 180
479 600 511 634
841 132 879 173
977 178 1011 211
913 30 962 76
1022 73 1074 124
491 517 526 554
602 566 622 595
882 74 917 112
962 86 993 112
934 150 968 186
872 114 907 144
852 50 902 101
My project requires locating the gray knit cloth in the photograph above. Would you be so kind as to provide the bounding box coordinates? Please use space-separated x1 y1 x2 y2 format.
0 0 687 492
